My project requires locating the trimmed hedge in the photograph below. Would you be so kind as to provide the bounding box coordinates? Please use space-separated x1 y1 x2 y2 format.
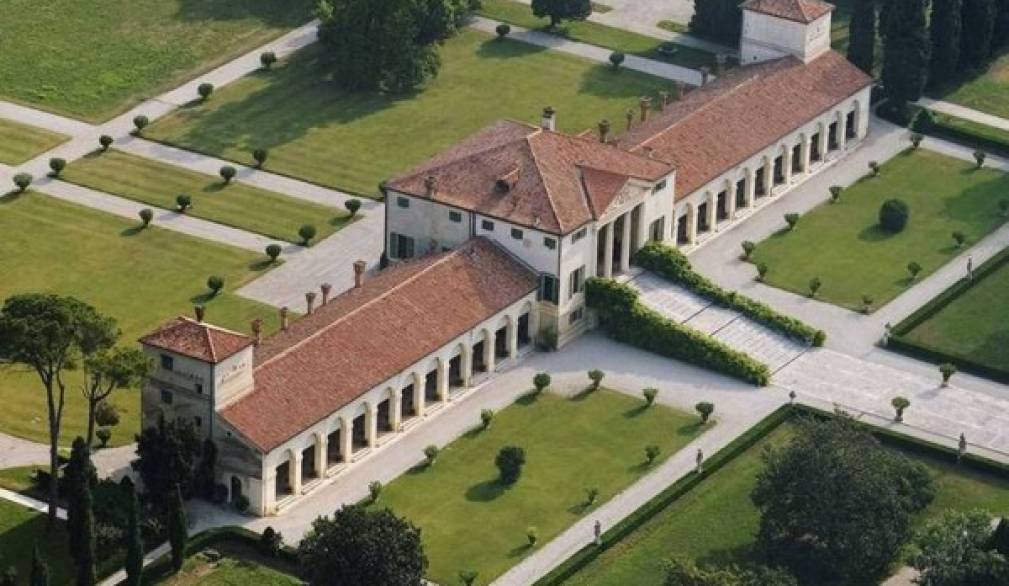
634 242 824 346
586 277 771 385
912 108 1009 159
888 246 1009 383
138 526 299 583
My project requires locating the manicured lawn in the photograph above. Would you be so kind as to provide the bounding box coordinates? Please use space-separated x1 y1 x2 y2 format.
0 118 68 165
145 29 677 196
937 51 1009 120
749 149 1009 311
0 0 314 122
479 0 721 70
902 258 1009 373
62 150 351 244
373 389 705 584
0 192 280 447
0 500 73 585
564 421 1009 585
152 549 300 585
0 466 45 498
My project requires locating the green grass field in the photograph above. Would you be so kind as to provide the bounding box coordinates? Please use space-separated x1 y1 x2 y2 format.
937 51 1009 120
153 552 300 585
478 0 721 70
902 258 1009 373
564 421 1009 585
0 119 68 165
0 0 314 122
373 389 705 584
0 192 280 447
0 500 73 585
750 149 1009 311
145 29 676 196
62 150 350 244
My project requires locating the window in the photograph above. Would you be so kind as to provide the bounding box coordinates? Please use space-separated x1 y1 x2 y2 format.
396 196 410 208
160 389 173 405
511 228 524 240
194 416 202 428
449 210 462 223
653 179 668 193
194 383 203 394
160 354 174 371
569 307 584 325
481 219 495 231
544 236 557 250
571 228 587 243
389 232 415 259
539 274 559 304
569 265 586 297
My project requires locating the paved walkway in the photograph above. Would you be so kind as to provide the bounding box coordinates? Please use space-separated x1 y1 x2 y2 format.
0 488 67 520
471 16 707 85
918 97 1009 132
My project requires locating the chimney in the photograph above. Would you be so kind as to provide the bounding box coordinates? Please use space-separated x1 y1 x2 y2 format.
673 81 684 101
540 106 556 131
597 119 611 143
251 319 263 346
305 291 316 315
320 282 332 305
424 175 437 197
625 108 634 131
659 90 670 109
639 96 652 122
194 305 205 323
715 54 726 77
280 306 289 331
353 260 367 288
700 66 710 86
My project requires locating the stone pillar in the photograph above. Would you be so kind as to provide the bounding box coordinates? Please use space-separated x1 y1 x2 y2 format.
340 417 353 459
800 136 811 173
818 124 829 158
619 214 632 273
391 389 403 431
412 372 426 418
460 345 473 388
483 331 496 374
314 433 327 479
687 206 697 245
635 204 648 249
507 317 519 359
603 222 614 278
366 403 377 447
290 451 302 496
837 112 847 150
436 359 449 402
782 146 793 184
762 158 773 196
726 181 736 218
705 192 716 230
744 168 755 208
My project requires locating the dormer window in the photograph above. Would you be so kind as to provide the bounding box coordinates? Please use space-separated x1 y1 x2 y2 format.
160 354 174 371
496 167 520 193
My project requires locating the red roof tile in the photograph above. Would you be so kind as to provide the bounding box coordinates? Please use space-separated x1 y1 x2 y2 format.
386 120 672 234
618 51 871 198
741 0 834 23
220 238 538 453
139 317 253 364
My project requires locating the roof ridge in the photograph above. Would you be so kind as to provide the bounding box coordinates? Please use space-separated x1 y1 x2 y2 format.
525 130 564 232
255 244 479 371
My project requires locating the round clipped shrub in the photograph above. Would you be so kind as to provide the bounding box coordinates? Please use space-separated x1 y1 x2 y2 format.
695 401 714 423
260 51 277 70
95 428 112 447
496 23 511 38
12 173 32 193
784 212 800 230
495 445 526 485
423 444 439 466
533 372 551 393
740 240 756 260
99 134 114 151
139 208 154 228
588 369 605 390
49 157 67 177
812 330 826 347
252 148 269 169
207 275 225 295
345 198 362 217
480 409 494 429
808 276 822 298
879 198 909 232
368 480 383 502
974 150 986 168
234 494 250 513
609 51 625 69
643 387 657 406
133 115 149 134
219 165 237 184
198 82 215 101
756 262 769 281
298 224 317 246
176 194 192 211
829 185 843 203
645 445 660 465
265 243 282 262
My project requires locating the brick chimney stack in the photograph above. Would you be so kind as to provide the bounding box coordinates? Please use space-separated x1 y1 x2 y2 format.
320 283 332 305
659 90 670 109
194 305 205 323
541 106 556 131
715 54 726 76
305 291 316 315
639 96 651 122
353 260 367 288
598 119 611 143
424 175 437 197
280 306 289 331
251 318 263 346
700 66 710 86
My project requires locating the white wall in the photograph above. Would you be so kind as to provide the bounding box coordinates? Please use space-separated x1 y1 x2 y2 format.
141 346 215 439
741 11 831 64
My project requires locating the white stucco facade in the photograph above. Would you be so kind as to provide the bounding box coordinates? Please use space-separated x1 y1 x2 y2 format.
741 9 832 65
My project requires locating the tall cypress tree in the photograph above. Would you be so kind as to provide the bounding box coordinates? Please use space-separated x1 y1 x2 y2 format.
960 0 996 68
125 482 144 586
882 0 931 120
995 0 1009 51
167 484 188 573
66 437 96 586
930 0 963 87
690 0 742 43
29 546 49 586
848 0 877 74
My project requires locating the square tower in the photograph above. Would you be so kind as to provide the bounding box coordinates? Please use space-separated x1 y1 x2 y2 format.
740 0 834 65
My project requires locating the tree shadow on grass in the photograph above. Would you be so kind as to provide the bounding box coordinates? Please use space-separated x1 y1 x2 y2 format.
578 64 672 100
173 0 316 27
695 541 760 569
201 182 227 195
568 387 597 402
677 421 705 437
248 259 275 272
623 404 648 419
0 191 25 205
475 37 550 61
515 391 541 406
507 542 535 559
119 225 145 237
189 292 217 305
465 479 507 503
627 460 653 474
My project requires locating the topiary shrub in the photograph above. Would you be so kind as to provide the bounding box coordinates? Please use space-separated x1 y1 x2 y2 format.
609 51 625 69
973 150 986 168
891 396 910 422
861 294 874 314
252 148 269 169
812 330 826 347
907 261 922 281
260 527 283 557
368 480 383 502
879 198 909 232
808 276 822 298
784 213 800 230
643 387 657 406
219 165 236 184
299 224 317 246
533 372 551 394
176 194 192 212
526 526 538 547
909 132 923 149
265 243 282 262
345 198 362 218
695 401 714 423
740 240 756 260
459 570 478 586
139 208 154 228
13 173 33 193
587 369 605 390
939 362 957 386
645 445 660 465
1000 199 1009 218
952 231 966 248
260 51 277 70
480 409 494 429
829 185 843 203
868 160 880 177
496 23 511 37
585 487 599 506
207 275 224 296
423 444 439 466
756 262 769 282
99 134 114 152
197 83 214 101
95 428 112 448
496 446 526 485
48 157 66 177
132 115 149 135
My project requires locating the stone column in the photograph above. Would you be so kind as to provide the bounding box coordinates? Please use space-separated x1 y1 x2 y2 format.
762 158 773 196
507 317 519 359
635 204 648 249
340 417 353 460
603 222 614 278
314 433 327 478
782 146 793 184
705 192 716 230
391 389 403 431
365 403 377 447
800 136 811 173
687 206 697 245
412 372 426 418
726 181 736 218
290 451 302 496
619 214 632 273
818 124 829 158
483 332 496 374
460 345 473 388
436 359 449 402
837 112 848 150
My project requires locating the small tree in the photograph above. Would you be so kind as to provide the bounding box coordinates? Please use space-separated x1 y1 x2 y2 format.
132 115 149 135
533 372 551 394
95 428 112 448
30 546 48 586
891 396 910 422
861 294 874 313
345 198 362 218
1000 199 1009 218
265 243 282 263
496 446 526 485
740 240 756 260
645 444 660 465
480 409 494 429
139 208 154 228
868 160 880 176
423 444 439 466
496 23 511 37
973 150 986 168
695 401 714 424
260 527 283 557
197 82 214 101
176 194 192 212
460 569 479 586
784 213 800 230
808 277 822 298
879 199 910 232
909 132 923 149
66 437 96 586
167 484 187 572
829 185 843 203
532 0 592 28
1 568 15 586
368 480 383 502
907 261 922 281
585 487 599 506
609 51 625 69
526 526 538 547
299 224 317 246
207 275 224 296
124 483 143 586
939 362 957 386
99 135 113 152
13 173 32 193
48 158 66 177
952 231 966 248
219 165 236 184
587 369 605 390
643 387 657 406
252 148 269 169
260 51 277 70
756 262 769 282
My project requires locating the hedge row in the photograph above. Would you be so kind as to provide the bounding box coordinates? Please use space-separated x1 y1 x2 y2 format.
586 277 771 385
634 242 825 346
913 108 1009 159
888 246 1009 383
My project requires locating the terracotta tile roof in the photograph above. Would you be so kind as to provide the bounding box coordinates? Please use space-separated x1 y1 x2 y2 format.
741 0 834 23
386 120 672 234
618 51 871 198
220 238 538 453
139 317 253 364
